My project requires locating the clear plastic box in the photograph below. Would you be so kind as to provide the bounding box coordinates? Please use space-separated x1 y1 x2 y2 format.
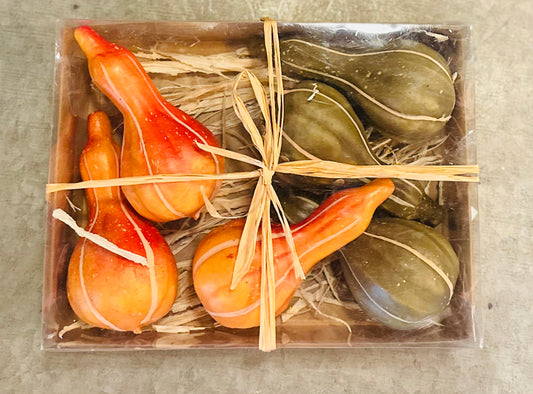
43 20 481 350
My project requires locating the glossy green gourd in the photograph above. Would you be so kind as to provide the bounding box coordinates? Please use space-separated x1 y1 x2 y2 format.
280 39 456 143
340 218 459 330
282 81 443 225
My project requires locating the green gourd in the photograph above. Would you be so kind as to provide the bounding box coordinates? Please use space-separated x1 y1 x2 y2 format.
280 39 456 143
340 218 459 330
282 80 443 226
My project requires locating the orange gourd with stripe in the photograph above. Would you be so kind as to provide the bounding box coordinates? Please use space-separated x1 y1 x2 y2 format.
192 178 395 328
74 26 224 222
67 111 178 333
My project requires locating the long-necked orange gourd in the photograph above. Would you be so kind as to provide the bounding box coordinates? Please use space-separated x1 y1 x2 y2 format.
193 178 395 328
67 111 178 333
74 26 224 222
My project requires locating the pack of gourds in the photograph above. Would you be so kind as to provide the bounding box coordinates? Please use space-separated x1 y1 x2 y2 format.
47 22 475 347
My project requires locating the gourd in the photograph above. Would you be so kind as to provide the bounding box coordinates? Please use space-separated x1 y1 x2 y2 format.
282 81 443 226
340 218 459 330
66 111 178 333
280 39 455 143
192 178 395 329
74 26 224 222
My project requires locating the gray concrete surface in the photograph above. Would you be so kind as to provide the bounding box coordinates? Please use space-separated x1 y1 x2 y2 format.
1 0 532 393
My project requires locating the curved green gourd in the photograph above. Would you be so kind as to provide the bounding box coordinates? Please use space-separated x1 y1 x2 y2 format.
282 81 375 165
340 218 459 330
282 81 443 225
280 39 456 143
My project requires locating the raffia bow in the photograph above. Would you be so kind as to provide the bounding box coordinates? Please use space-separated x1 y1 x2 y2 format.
46 19 479 351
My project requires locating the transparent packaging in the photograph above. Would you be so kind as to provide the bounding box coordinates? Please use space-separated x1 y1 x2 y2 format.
43 20 481 350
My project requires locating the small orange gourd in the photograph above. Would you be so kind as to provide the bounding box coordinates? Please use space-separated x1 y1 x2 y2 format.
67 111 178 333
192 178 395 328
74 26 224 222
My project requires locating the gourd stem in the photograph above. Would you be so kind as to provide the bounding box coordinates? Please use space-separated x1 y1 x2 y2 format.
74 26 115 58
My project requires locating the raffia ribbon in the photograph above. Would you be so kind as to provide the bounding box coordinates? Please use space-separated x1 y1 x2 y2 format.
46 19 479 351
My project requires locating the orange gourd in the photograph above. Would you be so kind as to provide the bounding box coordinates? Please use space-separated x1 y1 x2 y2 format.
74 26 224 222
67 111 178 333
192 178 395 328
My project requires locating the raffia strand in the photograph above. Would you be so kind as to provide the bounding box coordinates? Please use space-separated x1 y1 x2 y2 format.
276 161 479 182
